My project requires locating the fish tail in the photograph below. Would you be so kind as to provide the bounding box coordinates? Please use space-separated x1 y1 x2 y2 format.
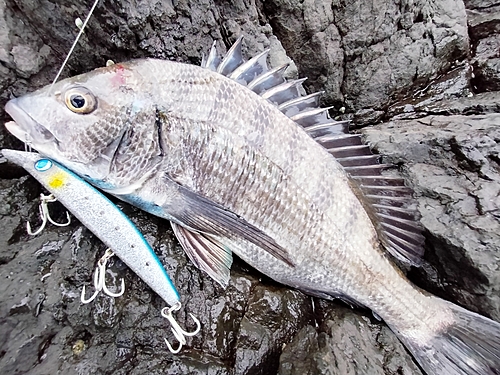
400 299 500 375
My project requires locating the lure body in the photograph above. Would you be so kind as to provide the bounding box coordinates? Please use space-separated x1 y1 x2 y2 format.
1 149 180 307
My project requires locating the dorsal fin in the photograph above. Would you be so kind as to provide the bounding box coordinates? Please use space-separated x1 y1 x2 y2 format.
248 64 289 94
200 38 425 266
201 41 220 71
228 49 269 85
217 36 244 76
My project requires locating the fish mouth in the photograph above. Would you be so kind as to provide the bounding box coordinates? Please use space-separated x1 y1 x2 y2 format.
5 99 57 147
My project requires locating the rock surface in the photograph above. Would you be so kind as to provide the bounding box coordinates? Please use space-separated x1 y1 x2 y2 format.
0 0 499 374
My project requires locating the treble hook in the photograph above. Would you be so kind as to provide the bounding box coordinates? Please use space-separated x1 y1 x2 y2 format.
161 302 201 354
81 249 125 304
27 193 71 235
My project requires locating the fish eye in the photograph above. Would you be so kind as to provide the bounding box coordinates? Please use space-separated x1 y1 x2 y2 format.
64 86 97 114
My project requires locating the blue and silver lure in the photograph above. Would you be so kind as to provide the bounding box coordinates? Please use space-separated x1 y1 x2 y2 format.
1 149 200 353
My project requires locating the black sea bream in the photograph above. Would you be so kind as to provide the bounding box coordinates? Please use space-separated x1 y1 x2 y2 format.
4 38 500 374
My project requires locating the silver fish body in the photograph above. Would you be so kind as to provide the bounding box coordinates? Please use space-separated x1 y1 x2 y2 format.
4 41 500 374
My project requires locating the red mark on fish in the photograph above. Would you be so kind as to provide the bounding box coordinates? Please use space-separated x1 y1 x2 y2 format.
110 64 127 86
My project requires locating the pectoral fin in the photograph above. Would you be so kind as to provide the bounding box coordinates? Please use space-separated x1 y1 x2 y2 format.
171 222 232 287
164 176 295 268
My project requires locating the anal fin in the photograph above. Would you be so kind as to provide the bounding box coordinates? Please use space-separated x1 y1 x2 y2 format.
171 222 232 287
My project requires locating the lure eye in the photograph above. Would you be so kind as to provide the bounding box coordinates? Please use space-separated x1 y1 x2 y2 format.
64 86 97 114
34 159 53 171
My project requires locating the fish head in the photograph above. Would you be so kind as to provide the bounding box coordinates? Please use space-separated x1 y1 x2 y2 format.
4 61 148 179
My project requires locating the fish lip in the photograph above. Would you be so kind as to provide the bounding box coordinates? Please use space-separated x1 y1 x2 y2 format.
4 99 57 145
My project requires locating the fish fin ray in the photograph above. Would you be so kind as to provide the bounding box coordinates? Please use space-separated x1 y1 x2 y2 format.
248 64 288 94
399 299 500 375
279 91 323 114
201 41 219 71
260 78 308 106
164 176 295 268
315 133 426 265
171 222 232 287
228 49 270 85
301 288 366 309
217 36 244 76
202 38 425 265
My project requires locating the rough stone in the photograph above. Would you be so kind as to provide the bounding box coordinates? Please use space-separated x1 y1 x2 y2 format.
471 34 500 92
336 0 468 112
363 113 500 320
465 0 500 9
1 0 500 374
279 303 423 375
467 6 500 41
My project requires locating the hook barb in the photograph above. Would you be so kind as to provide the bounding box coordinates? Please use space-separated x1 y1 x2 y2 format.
80 249 125 304
161 303 201 354
27 194 71 235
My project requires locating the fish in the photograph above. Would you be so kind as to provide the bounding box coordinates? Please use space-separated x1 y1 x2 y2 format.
3 37 500 374
1 149 199 352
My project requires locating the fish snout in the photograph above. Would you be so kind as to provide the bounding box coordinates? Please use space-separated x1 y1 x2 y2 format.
5 98 56 144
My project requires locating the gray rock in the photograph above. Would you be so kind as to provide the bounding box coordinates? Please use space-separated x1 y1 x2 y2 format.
467 6 500 41
467 4 500 92
363 113 500 320
264 0 469 116
279 303 423 375
472 36 500 92
336 0 468 113
405 91 500 116
1 0 500 374
465 0 500 9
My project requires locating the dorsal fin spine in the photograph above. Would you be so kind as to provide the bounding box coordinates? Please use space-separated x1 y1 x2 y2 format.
279 91 324 111
217 36 244 76
261 78 308 105
247 64 289 93
201 41 218 70
290 106 334 123
201 37 425 266
228 49 270 84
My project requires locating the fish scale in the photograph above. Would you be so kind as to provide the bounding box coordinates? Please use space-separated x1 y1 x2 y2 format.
139 59 463 340
175 116 320 255
168 64 368 249
4 38 500 374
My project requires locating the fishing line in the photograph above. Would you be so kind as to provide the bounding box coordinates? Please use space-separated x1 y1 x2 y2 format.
48 0 100 94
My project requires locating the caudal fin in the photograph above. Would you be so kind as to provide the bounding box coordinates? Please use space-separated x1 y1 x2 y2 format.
400 300 500 375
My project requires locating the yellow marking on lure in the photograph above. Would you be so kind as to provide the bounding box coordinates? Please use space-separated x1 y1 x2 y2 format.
47 171 67 189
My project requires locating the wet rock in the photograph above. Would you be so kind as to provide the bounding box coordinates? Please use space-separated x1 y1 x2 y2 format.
406 90 500 116
233 286 313 375
386 64 472 119
363 112 500 320
336 0 468 113
1 0 500 374
467 3 500 93
279 303 423 375
472 35 500 92
262 0 344 107
465 0 500 9
467 5 500 41
264 0 469 117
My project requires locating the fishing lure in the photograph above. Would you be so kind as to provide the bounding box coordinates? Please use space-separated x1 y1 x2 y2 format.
1 149 200 353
